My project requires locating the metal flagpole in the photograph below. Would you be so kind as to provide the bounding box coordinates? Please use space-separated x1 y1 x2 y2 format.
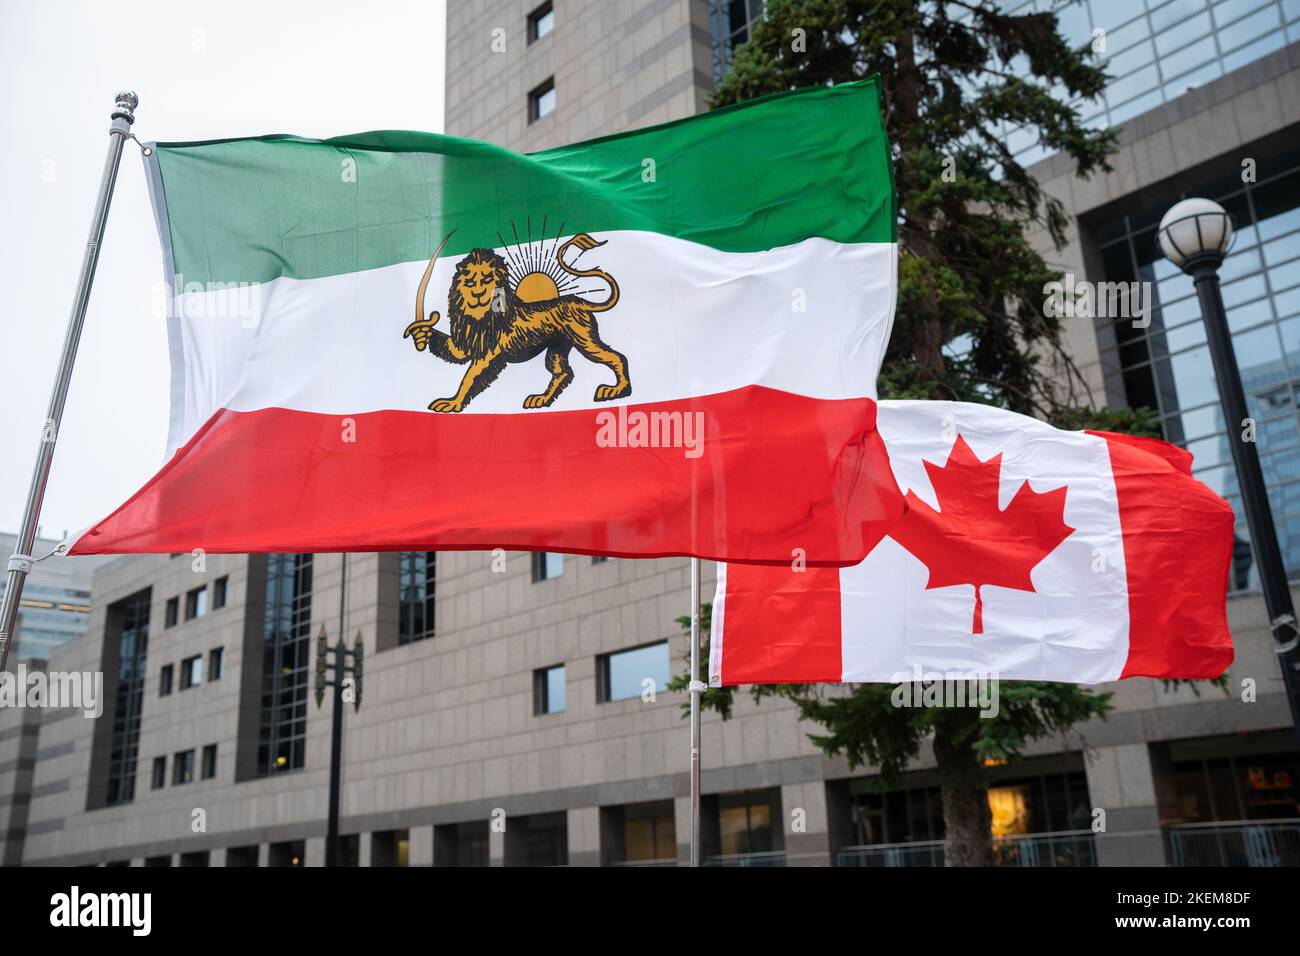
689 555 702 867
0 91 138 674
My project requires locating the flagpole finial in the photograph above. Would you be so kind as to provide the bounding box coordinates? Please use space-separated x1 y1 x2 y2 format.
112 91 138 123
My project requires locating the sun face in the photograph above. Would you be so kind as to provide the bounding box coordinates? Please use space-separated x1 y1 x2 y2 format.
515 271 560 303
497 216 582 304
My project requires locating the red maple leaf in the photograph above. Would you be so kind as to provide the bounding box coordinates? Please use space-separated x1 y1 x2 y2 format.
888 434 1074 634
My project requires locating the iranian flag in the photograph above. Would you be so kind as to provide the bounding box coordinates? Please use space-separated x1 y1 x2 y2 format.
70 80 902 562
710 401 1236 684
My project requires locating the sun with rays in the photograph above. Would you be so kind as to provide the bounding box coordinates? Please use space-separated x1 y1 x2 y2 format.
405 216 626 411
497 216 587 303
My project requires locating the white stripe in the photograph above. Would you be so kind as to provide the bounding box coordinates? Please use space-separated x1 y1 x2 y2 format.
165 232 897 454
837 401 1130 684
709 562 728 687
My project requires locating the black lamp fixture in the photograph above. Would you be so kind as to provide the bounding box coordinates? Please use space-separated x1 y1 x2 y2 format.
1158 196 1300 748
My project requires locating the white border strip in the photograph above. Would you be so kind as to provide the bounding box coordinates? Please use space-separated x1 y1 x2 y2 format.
141 143 187 458
708 561 727 686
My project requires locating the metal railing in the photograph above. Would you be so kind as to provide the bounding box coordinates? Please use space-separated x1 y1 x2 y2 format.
837 830 1098 867
837 841 945 867
1167 820 1300 867
702 850 788 867
608 857 681 867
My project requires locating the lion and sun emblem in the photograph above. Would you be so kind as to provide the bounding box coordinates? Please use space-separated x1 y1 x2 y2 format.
403 220 629 413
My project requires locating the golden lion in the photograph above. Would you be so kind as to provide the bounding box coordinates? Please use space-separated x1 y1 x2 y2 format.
404 232 627 412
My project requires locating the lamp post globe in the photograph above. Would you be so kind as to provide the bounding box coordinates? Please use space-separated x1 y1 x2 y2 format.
1157 197 1234 272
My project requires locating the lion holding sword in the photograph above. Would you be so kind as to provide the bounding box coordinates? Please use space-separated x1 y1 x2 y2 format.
404 231 628 413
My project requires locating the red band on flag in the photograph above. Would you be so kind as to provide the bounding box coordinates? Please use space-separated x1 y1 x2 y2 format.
1090 430 1236 679
717 564 843 684
71 386 903 564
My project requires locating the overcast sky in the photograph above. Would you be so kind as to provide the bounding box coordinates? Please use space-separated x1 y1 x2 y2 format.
0 0 446 540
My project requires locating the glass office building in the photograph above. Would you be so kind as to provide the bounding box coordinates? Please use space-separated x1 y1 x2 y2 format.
711 0 1300 137
994 2 1300 587
1003 0 1300 164
1096 150 1300 587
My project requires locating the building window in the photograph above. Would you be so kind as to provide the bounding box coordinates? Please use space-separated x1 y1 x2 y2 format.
151 756 166 790
528 78 556 123
434 821 491 867
531 552 564 582
398 551 436 645
504 811 568 866
709 0 767 82
534 664 566 715
164 597 179 628
1170 732 1300 825
201 744 218 780
527 1 554 43
592 555 611 564
213 576 228 609
372 829 410 867
172 749 195 786
185 585 208 620
269 840 305 867
209 646 224 681
159 664 173 697
597 641 670 703
718 789 779 856
846 768 1093 847
1098 155 1300 589
617 800 678 863
226 846 259 867
106 589 150 805
180 654 202 690
259 554 313 775
340 834 361 867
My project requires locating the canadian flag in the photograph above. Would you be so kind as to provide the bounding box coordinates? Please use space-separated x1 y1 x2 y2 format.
710 401 1236 685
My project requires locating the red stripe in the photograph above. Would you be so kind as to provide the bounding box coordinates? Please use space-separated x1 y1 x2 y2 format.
719 564 843 684
1089 430 1236 679
72 386 903 564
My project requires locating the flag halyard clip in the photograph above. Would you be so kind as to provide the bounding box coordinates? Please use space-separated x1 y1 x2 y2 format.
6 541 69 573
124 132 152 156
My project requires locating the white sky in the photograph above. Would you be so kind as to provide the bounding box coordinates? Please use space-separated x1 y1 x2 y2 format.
0 0 446 539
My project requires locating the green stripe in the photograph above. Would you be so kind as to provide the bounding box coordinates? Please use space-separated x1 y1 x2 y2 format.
153 77 895 286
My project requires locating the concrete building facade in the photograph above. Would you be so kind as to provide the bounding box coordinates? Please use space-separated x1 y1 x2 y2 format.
3 0 1299 866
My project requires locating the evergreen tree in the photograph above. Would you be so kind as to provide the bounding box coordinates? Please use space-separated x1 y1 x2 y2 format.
716 0 1117 413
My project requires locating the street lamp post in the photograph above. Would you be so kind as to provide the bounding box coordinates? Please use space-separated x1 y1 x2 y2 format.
314 623 364 867
1159 197 1300 747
